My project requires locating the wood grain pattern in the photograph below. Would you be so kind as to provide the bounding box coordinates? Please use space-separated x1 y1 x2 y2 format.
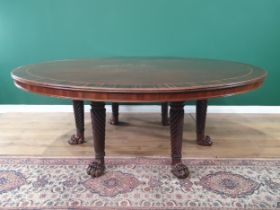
13 79 265 103
11 58 266 103
0 113 279 158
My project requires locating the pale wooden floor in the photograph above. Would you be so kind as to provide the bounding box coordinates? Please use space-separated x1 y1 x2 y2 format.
0 112 279 158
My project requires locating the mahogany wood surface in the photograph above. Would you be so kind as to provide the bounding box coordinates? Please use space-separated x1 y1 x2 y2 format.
11 58 266 103
11 58 267 179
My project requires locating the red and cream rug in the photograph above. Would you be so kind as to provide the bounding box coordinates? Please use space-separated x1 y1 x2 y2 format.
0 157 279 210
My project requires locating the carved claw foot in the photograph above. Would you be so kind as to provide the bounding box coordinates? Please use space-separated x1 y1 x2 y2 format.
109 117 119 125
87 161 105 178
197 135 213 146
68 134 85 145
171 163 189 179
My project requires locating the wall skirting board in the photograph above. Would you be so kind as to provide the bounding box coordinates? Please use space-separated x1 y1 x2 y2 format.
0 105 279 114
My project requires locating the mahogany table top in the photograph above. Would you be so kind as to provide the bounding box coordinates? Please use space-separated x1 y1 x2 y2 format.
11 58 266 102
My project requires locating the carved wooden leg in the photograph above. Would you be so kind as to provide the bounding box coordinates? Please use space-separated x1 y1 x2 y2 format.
169 102 189 179
161 103 169 126
68 100 85 145
109 103 119 125
196 99 213 146
87 102 106 178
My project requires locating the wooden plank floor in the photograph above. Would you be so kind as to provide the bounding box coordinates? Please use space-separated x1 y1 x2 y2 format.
0 112 279 158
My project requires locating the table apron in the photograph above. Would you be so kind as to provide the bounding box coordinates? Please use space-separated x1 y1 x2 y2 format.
14 80 264 103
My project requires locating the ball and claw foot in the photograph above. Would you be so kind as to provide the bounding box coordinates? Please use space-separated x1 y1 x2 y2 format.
87 161 105 178
68 134 85 145
171 163 189 179
197 135 213 146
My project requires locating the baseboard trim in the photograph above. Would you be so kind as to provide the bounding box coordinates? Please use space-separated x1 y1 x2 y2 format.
0 105 279 114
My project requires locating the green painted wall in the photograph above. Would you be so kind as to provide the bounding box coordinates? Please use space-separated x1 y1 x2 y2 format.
0 0 279 105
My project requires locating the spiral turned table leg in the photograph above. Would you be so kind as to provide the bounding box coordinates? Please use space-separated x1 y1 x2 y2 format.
196 99 212 146
109 103 119 125
161 103 170 126
169 102 189 179
87 102 106 178
68 100 85 145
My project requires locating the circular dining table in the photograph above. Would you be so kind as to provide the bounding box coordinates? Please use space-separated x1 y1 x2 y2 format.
11 58 267 179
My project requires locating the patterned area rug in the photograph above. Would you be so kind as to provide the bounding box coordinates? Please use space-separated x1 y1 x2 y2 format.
0 157 279 210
